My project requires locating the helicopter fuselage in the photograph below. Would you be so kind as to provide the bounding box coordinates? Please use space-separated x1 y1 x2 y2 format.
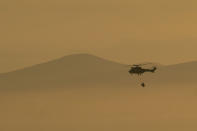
129 67 157 75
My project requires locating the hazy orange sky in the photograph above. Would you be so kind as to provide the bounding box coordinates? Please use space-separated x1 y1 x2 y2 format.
0 0 197 72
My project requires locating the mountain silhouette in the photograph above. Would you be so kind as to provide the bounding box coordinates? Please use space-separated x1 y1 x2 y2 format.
0 54 133 89
0 54 196 89
146 61 197 86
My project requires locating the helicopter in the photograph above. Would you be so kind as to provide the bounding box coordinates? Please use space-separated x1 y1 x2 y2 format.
128 63 157 75
128 63 157 87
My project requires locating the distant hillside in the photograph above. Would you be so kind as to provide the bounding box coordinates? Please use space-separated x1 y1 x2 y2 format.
145 61 197 86
0 54 196 89
0 54 133 89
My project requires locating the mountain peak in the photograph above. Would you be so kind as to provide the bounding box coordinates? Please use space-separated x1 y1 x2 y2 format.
58 53 122 66
61 53 99 59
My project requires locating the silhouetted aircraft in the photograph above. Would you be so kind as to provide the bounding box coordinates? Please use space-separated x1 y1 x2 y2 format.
128 63 157 87
128 63 157 75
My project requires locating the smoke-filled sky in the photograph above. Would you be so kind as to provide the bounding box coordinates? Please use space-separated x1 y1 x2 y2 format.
0 0 197 72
